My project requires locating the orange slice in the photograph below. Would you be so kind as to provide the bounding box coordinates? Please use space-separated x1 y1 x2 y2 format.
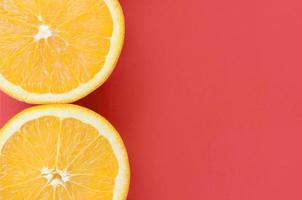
0 104 130 199
0 0 124 103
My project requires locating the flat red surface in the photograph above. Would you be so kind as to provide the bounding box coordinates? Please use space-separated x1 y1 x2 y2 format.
2 0 302 199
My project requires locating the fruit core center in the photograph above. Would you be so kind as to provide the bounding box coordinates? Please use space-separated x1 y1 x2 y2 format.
41 168 70 187
34 25 52 41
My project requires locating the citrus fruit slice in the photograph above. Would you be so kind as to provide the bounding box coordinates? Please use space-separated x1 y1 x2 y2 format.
0 0 124 103
0 104 130 199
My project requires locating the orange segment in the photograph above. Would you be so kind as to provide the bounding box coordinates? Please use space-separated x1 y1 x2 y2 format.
0 104 130 200
0 0 124 103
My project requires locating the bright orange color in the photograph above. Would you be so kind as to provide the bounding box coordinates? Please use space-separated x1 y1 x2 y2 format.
0 0 124 103
0 104 130 199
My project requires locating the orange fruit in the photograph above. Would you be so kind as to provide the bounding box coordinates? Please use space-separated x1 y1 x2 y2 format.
0 0 124 103
0 104 130 199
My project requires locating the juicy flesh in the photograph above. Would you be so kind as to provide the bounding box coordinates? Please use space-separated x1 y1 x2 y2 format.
0 116 119 199
0 0 113 93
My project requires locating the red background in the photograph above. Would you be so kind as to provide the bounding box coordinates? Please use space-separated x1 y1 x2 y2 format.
2 0 302 199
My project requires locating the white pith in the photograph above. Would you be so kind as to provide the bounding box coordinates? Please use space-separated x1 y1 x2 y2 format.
34 25 52 41
41 167 70 186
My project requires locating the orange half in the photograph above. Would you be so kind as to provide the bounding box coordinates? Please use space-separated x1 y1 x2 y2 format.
0 0 124 103
0 104 130 199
